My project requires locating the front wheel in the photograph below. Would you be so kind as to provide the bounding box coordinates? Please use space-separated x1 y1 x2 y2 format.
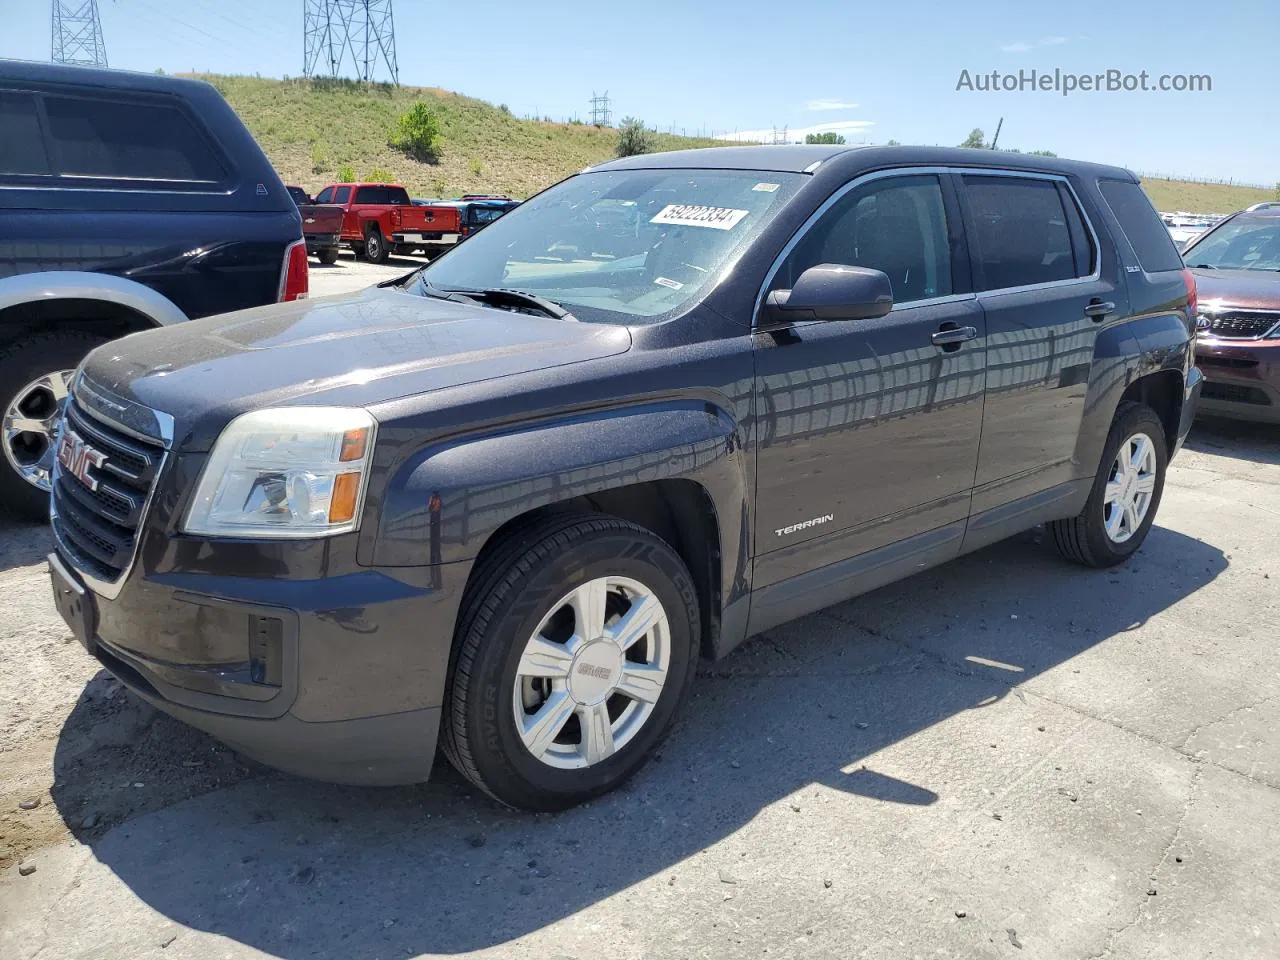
1050 401 1168 567
441 515 700 811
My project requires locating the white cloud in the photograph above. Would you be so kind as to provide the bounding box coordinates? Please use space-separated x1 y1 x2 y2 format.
1002 35 1073 53
715 119 876 144
804 98 860 111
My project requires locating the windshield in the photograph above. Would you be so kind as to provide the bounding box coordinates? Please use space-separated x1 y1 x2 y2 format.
412 169 803 323
1184 215 1280 271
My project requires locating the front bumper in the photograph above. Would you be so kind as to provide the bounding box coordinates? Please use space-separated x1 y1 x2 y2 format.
48 544 469 786
1194 336 1280 424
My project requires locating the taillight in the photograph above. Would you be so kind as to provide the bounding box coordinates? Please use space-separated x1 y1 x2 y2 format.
280 239 309 302
1182 267 1198 316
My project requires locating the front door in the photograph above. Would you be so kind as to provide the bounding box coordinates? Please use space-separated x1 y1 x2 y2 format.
752 173 987 590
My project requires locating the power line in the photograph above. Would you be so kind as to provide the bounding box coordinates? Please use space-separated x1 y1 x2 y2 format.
589 90 611 127
51 0 107 67
303 1 399 84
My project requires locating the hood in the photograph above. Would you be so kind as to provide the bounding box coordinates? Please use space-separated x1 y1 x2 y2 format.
79 287 632 450
1190 268 1280 311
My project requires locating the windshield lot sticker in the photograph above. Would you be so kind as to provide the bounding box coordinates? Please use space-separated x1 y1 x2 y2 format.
654 276 684 290
752 182 780 192
650 204 749 230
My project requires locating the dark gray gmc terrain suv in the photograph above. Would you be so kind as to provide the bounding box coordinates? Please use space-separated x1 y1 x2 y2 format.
47 145 1202 811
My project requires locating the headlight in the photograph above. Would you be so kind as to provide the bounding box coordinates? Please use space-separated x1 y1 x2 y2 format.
183 407 376 539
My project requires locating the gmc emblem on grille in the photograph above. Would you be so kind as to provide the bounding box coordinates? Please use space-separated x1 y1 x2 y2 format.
56 430 108 492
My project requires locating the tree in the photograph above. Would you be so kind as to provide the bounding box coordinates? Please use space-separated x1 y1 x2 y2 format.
337 164 356 183
886 139 902 146
1027 149 1058 157
388 103 441 162
615 117 656 158
959 128 986 149
804 131 846 145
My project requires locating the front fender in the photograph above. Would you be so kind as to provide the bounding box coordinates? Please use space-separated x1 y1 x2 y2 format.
0 271 189 327
365 401 748 578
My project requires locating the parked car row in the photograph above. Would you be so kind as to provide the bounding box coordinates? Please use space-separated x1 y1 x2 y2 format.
290 182 519 264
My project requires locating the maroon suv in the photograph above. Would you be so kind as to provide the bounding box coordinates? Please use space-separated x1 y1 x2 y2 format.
1185 202 1280 422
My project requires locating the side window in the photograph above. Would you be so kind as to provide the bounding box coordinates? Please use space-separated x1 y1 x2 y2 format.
1098 179 1184 273
41 94 226 182
314 186 334 204
0 90 51 176
334 185 351 203
774 174 952 305
354 186 387 204
962 176 1080 290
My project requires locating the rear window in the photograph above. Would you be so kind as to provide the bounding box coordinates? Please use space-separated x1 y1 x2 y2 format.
0 90 51 176
962 176 1084 290
42 94 226 183
1099 179 1184 273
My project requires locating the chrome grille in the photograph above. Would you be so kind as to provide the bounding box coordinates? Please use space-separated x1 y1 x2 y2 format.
51 400 164 584
1206 311 1280 339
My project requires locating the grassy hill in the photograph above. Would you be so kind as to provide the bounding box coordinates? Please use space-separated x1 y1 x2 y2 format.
199 75 1273 214
198 74 728 199
1137 178 1274 215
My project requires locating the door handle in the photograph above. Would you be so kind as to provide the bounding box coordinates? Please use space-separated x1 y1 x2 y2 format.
1084 299 1115 321
931 325 979 349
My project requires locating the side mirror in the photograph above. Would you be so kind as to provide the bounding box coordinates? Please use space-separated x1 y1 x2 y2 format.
762 264 894 326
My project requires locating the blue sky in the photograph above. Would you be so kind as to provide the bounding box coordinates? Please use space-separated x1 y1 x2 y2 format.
4 0 1275 185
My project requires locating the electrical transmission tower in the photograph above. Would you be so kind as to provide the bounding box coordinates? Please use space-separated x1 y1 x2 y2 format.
52 0 108 67
589 91 612 127
303 1 399 84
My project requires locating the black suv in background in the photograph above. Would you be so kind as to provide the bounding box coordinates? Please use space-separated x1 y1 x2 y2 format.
0 60 306 519
49 146 1200 811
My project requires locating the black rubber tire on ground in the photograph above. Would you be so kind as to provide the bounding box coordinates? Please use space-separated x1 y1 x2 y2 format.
317 247 340 265
363 228 388 264
1049 401 1169 568
441 513 700 811
0 330 112 522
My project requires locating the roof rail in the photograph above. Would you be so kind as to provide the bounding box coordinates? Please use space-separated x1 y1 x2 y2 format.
460 194 514 201
1245 201 1280 212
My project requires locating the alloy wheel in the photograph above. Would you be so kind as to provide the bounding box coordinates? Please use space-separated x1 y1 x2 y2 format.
512 575 671 770
1102 431 1158 544
2 370 74 492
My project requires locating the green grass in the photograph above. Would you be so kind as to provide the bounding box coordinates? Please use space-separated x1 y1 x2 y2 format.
196 74 730 199
1138 178 1275 215
197 75 1272 214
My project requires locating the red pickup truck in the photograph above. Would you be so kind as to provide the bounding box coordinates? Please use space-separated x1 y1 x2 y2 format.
312 182 435 263
286 185 344 264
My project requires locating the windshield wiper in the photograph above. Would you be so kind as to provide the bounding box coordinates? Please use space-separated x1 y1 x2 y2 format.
420 281 577 321
1186 263 1217 269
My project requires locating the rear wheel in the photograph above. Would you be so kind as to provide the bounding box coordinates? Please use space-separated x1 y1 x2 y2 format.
317 247 340 265
441 514 699 811
1050 401 1168 567
0 331 112 521
363 228 388 264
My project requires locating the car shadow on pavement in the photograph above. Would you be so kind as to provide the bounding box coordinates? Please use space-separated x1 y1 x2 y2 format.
1186 416 1280 466
0 518 53 573
50 525 1226 958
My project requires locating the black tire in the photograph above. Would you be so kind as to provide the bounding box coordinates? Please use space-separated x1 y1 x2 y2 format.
1049 401 1169 567
317 247 340 265
363 228 388 264
0 330 112 522
441 513 700 811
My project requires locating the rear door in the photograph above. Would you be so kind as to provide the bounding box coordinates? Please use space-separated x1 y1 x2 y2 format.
960 172 1120 515
752 172 987 588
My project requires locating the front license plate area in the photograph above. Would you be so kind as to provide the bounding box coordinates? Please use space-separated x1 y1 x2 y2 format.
49 553 97 654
